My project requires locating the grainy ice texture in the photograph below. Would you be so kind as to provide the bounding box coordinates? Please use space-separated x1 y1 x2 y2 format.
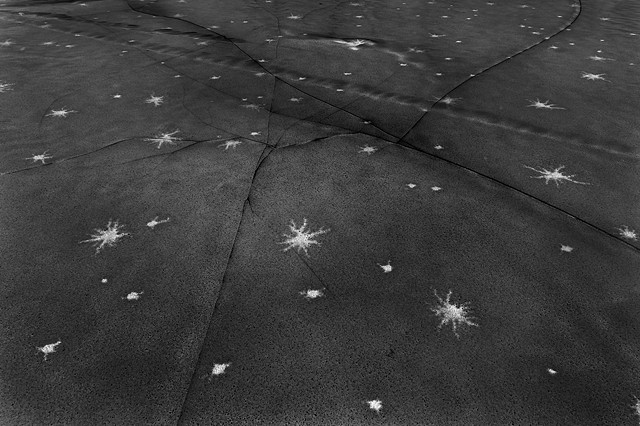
0 0 639 424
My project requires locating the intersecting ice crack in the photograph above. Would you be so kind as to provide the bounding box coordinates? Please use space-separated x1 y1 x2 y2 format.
144 130 182 149
80 220 130 254
524 165 589 187
432 289 478 338
280 218 329 256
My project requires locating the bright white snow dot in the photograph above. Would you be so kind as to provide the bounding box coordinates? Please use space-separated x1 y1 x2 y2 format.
209 363 231 377
378 261 393 273
431 186 442 191
432 289 478 338
124 291 143 301
147 216 170 228
80 220 130 254
560 245 573 253
300 289 324 299
280 218 329 256
547 368 557 375
37 340 61 360
46 108 75 118
632 396 640 422
101 278 108 283
407 183 416 188
618 226 638 241
366 399 383 413
250 131 261 136
358 145 377 155
434 145 444 150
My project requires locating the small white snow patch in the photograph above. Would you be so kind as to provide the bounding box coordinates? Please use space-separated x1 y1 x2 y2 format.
300 289 324 300
560 245 573 253
123 291 143 301
547 368 557 375
209 363 231 378
366 399 383 414
377 261 393 273
37 340 61 360
147 216 170 228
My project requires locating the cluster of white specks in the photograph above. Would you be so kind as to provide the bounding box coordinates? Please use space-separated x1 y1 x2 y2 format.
377 261 393 273
101 278 108 284
37 340 61 360
123 291 143 301
300 289 324 300
618 226 638 241
524 165 588 187
144 130 182 149
280 218 329 257
46 108 76 118
366 399 383 414
219 139 242 150
208 363 231 379
560 245 574 253
80 220 130 254
0 81 13 92
431 186 442 191
432 289 478 338
358 145 377 155
547 368 557 375
145 94 164 107
146 216 170 229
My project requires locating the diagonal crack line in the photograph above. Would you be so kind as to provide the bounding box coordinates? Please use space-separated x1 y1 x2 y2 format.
397 0 583 143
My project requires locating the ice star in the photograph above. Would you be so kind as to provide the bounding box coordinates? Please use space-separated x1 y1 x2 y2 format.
46 108 76 117
588 55 613 61
208 363 231 378
431 186 442 191
37 340 61 360
146 216 170 228
219 139 242 150
241 103 261 110
144 130 182 149
560 245 574 253
366 399 383 414
25 151 53 164
432 289 478 338
300 289 324 300
547 368 558 375
250 131 261 136
289 97 302 102
210 75 221 80
358 145 377 155
377 261 393 273
523 165 589 187
440 96 460 105
407 183 416 188
287 13 302 19
280 218 329 256
145 94 164 107
434 145 444 150
581 72 608 81
0 39 14 47
429 33 445 38
527 99 565 110
0 82 13 92
80 220 130 254
618 225 638 241
123 291 143 300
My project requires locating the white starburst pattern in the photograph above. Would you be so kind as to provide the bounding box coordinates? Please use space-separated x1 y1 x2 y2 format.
144 130 182 149
618 225 638 241
46 108 76 117
377 261 393 273
523 165 589 187
440 96 460 106
300 289 325 300
218 139 243 150
0 81 13 92
432 289 478 338
358 145 377 155
145 94 164 107
146 216 170 228
366 399 383 414
527 99 565 110
37 340 61 360
25 151 53 164
280 218 329 256
581 72 609 81
80 220 130 254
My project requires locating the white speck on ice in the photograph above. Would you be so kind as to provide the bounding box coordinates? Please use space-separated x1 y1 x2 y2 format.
145 94 164 107
300 289 324 299
366 399 383 414
0 81 13 92
560 245 574 253
37 340 61 360
124 291 143 301
208 363 231 378
101 278 108 283
547 368 557 375
358 145 377 155
219 139 242 150
526 99 564 110
431 186 442 191
432 289 478 338
147 216 170 228
80 220 130 254
280 218 329 256
25 151 53 164
618 225 638 241
524 165 588 186
407 183 416 188
144 130 182 149
378 261 393 273
46 108 76 118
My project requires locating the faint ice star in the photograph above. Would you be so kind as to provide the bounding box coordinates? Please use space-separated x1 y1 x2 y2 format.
124 291 143 300
523 165 589 187
547 368 558 375
632 396 640 423
147 216 170 228
26 151 53 164
81 220 130 254
208 363 231 378
527 99 565 110
37 340 61 360
144 130 182 149
280 218 329 256
219 139 242 150
359 145 377 155
431 186 442 191
0 39 14 47
377 261 393 273
366 399 383 414
432 289 478 338
588 55 613 61
581 72 608 81
0 82 13 92
145 94 164 107
618 225 638 241
440 96 460 106
300 289 324 299
46 108 76 117
560 245 574 253
287 13 302 19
